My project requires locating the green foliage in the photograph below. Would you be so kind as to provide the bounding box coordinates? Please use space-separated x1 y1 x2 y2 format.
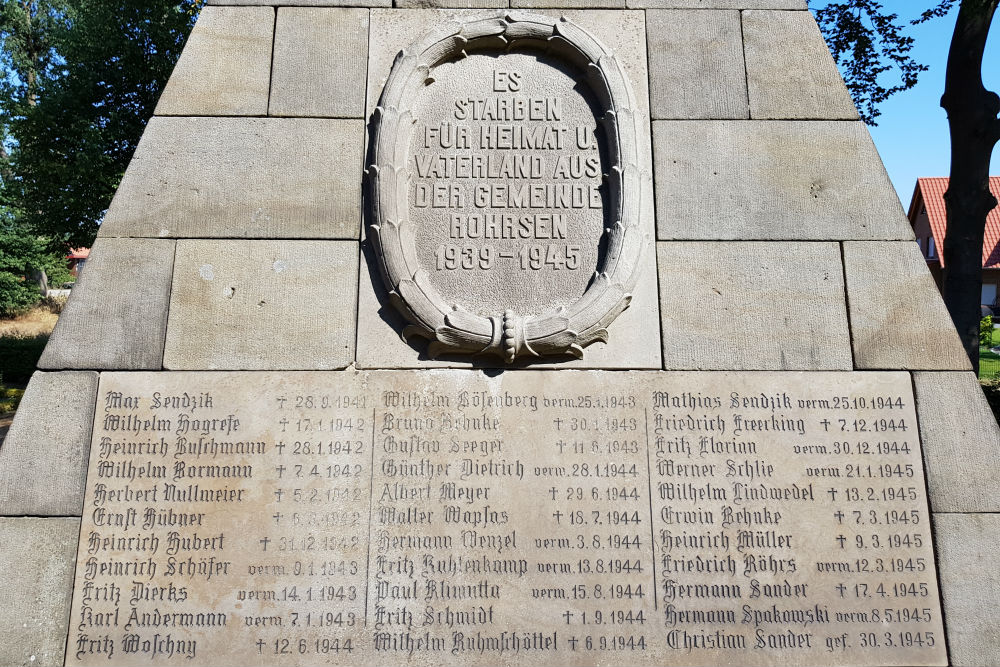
0 378 24 413
0 332 47 382
0 0 203 253
809 1 956 124
982 315 995 346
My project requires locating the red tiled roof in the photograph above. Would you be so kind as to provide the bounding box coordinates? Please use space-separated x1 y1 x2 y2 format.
909 177 1000 268
66 247 90 260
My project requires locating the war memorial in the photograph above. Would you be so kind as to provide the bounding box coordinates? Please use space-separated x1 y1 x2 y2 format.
0 0 997 665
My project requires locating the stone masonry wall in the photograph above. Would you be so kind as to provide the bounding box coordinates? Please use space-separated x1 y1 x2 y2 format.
0 2 996 665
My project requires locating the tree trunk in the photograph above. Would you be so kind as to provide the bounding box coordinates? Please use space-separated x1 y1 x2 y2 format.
941 0 1000 374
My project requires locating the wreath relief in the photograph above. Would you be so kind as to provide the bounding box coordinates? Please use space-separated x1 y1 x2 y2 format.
367 13 646 363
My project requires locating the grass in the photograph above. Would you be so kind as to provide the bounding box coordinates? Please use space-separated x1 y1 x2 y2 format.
982 326 1000 380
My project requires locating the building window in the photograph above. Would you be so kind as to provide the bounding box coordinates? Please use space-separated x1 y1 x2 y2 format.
927 238 936 259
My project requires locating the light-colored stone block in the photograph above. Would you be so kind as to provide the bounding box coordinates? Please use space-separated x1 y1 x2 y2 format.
657 241 852 370
844 241 970 370
647 10 748 119
628 0 805 7
915 372 1000 512
653 120 912 240
0 372 98 516
513 0 623 7
38 239 175 370
356 233 662 369
210 0 390 5
361 8 659 369
743 10 857 120
99 117 363 239
367 9 650 121
0 517 80 667
934 513 1000 667
270 8 368 118
396 0 507 7
164 240 358 370
154 6 273 116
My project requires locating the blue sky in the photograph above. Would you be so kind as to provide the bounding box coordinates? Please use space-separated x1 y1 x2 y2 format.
859 3 999 209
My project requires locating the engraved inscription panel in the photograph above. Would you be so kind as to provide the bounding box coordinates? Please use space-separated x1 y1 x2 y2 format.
412 52 603 315
68 371 946 666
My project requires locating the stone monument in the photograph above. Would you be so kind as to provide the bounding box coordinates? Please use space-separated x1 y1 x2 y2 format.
0 2 996 666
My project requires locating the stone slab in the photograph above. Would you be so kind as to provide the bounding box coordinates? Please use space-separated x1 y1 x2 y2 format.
933 513 1000 667
743 10 857 120
269 8 368 118
647 10 748 120
164 240 358 370
397 0 507 6
361 8 658 369
154 6 273 117
99 117 363 240
0 517 80 667
513 0 623 7
0 371 98 516
843 242 970 370
628 0 806 7
67 369 944 666
652 121 912 240
913 372 1000 512
657 242 852 370
38 238 176 370
210 0 390 5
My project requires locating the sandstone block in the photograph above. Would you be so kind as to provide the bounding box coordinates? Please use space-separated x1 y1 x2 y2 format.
38 239 175 370
164 240 358 370
743 10 857 119
657 242 852 370
0 372 98 516
99 117 363 240
934 513 1000 666
0 518 80 667
844 242 970 370
653 120 911 240
647 10 748 119
627 0 805 7
154 6 273 116
270 8 369 118
914 371 1000 512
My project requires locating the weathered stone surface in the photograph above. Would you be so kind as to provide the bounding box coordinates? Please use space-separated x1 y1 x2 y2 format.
0 518 79 667
99 117 363 239
657 241 851 370
38 239 175 370
66 370 945 666
270 8 368 118
647 9 748 119
934 513 1000 667
653 120 911 240
513 0 623 7
743 10 857 120
164 240 358 370
357 233 661 369
154 6 273 116
209 0 389 5
397 0 506 7
362 8 658 369
844 242 970 370
0 372 98 516
366 9 650 120
628 0 805 7
914 372 1000 512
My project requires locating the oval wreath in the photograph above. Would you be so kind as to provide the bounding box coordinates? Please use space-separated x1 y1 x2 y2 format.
367 12 646 363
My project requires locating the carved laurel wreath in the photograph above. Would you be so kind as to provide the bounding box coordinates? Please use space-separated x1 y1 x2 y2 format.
367 13 646 363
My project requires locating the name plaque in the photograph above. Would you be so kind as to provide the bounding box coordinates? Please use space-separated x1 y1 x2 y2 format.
68 370 946 666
